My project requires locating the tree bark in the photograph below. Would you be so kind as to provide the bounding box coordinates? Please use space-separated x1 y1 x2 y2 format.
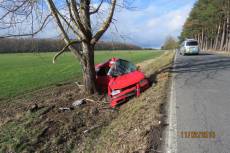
197 33 200 45
227 37 230 51
214 24 221 50
201 28 204 50
80 42 97 94
220 21 226 51
210 37 213 50
226 11 230 51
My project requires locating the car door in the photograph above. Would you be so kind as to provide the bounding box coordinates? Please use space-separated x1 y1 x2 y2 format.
96 66 110 93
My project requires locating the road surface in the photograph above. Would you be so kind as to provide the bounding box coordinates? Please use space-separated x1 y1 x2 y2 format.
168 52 230 153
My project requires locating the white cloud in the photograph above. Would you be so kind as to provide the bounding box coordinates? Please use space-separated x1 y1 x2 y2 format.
104 2 194 48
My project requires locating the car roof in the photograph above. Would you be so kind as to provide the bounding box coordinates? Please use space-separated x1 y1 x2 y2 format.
96 58 129 68
185 39 197 42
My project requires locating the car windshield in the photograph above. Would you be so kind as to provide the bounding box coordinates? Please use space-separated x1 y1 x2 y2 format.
186 41 198 46
107 59 137 77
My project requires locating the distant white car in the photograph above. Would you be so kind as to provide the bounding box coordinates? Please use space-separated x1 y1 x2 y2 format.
180 39 200 55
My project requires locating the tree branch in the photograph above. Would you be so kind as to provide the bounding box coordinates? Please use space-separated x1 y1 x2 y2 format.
46 0 82 59
53 40 81 63
65 0 84 36
91 0 116 45
70 0 87 38
55 8 82 38
0 1 27 20
90 0 104 15
0 14 51 38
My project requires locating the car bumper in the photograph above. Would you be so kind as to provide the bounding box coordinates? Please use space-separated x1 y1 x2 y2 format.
185 49 199 54
109 79 149 107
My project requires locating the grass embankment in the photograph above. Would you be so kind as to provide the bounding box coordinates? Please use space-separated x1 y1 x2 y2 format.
84 51 175 153
0 50 162 99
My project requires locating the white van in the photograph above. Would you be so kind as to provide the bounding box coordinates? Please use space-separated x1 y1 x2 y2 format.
180 39 200 55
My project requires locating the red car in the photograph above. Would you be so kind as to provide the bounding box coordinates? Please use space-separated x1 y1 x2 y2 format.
96 58 149 108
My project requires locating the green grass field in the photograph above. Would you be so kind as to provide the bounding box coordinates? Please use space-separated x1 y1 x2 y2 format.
0 50 162 99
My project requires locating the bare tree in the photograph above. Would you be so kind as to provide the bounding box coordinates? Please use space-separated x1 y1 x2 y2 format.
161 36 178 50
0 0 118 94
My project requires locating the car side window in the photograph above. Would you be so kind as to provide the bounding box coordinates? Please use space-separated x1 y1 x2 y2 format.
97 67 110 76
118 59 136 73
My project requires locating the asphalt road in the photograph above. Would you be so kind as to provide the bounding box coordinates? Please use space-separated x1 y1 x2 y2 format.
168 52 230 153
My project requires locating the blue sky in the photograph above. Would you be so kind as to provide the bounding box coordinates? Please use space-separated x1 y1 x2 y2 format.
102 0 197 48
0 0 197 48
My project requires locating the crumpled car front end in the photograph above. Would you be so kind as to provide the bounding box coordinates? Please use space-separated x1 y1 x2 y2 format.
96 58 149 108
108 74 149 107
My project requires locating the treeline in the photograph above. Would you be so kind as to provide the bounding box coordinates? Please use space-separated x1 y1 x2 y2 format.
0 38 141 53
180 0 230 51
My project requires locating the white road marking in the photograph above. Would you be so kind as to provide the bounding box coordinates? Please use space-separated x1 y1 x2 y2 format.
167 51 178 153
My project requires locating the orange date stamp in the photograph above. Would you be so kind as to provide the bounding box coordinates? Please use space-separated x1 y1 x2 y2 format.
179 131 216 139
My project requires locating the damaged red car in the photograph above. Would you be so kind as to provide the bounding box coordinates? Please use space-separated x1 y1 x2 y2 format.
95 58 149 108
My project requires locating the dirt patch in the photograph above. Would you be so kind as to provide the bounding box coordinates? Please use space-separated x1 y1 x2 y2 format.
0 51 174 153
0 83 118 153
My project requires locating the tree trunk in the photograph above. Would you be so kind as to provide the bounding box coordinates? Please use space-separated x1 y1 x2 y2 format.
197 33 200 45
80 42 97 94
227 13 230 51
201 29 204 50
228 38 230 51
220 21 226 51
210 38 213 51
226 0 230 51
214 24 221 50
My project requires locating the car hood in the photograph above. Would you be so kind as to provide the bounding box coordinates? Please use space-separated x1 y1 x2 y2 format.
109 71 145 90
